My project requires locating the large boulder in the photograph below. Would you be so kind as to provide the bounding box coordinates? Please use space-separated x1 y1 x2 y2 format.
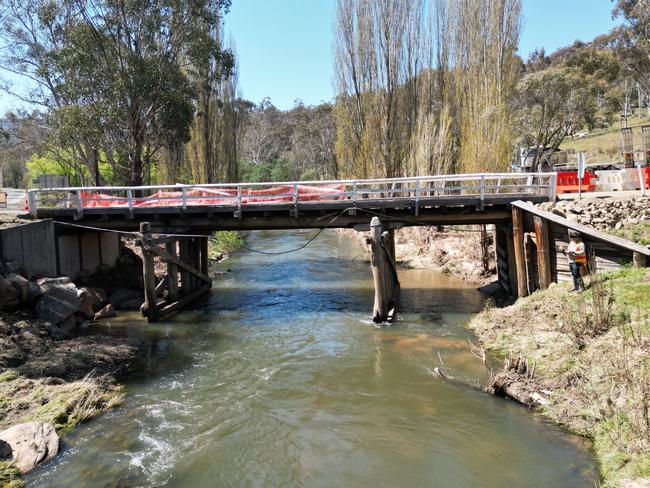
6 273 30 303
77 287 108 318
34 277 81 324
0 422 59 473
0 276 20 311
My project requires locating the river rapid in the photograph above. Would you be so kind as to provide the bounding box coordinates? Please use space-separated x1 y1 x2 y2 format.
26 229 598 487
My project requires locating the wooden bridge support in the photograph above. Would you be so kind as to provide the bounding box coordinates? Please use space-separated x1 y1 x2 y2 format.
139 222 212 322
495 225 516 298
511 207 528 298
369 217 400 323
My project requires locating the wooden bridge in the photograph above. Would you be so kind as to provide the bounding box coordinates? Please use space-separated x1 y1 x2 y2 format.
22 172 648 322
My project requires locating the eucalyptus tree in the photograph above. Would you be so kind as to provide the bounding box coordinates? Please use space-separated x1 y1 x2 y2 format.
0 0 233 186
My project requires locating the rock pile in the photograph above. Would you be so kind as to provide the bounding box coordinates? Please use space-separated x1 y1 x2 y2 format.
538 197 650 232
0 260 144 329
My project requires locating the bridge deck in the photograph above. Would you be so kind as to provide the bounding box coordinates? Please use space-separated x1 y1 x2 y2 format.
28 173 557 231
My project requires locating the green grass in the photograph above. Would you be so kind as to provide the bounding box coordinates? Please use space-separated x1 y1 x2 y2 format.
0 461 23 488
613 223 650 246
209 231 244 258
561 115 650 164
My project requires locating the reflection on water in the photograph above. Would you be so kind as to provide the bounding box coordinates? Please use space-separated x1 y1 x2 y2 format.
27 230 598 487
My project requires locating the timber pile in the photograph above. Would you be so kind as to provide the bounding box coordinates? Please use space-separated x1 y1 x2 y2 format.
138 222 212 322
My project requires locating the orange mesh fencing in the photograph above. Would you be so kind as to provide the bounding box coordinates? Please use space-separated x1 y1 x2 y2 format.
81 184 347 208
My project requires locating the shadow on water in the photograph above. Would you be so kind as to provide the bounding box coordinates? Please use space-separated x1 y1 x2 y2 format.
25 229 599 488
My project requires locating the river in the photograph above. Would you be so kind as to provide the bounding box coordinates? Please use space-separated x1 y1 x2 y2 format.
26 229 598 487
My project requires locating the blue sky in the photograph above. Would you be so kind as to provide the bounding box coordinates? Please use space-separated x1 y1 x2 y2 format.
0 0 622 113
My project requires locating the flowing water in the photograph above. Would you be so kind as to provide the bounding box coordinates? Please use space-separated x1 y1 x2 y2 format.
27 230 598 487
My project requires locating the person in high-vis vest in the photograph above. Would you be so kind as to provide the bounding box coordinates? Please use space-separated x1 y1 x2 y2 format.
564 230 586 292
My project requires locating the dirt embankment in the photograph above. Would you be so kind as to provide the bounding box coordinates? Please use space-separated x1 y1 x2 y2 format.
341 225 496 286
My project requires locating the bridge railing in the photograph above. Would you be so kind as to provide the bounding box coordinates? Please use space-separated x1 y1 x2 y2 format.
27 172 557 218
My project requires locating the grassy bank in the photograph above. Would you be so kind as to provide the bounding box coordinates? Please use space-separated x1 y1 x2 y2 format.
561 115 650 163
614 222 650 246
469 269 650 487
208 231 244 259
0 373 126 487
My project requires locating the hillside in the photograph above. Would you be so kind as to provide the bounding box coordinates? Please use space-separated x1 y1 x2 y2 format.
561 115 650 165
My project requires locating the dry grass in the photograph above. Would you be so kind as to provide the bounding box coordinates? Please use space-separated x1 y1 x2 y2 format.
561 115 650 164
469 268 650 487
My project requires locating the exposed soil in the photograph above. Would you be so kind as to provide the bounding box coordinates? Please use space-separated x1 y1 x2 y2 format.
341 225 496 286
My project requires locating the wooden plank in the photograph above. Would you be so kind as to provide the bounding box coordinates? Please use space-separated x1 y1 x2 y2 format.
512 200 650 256
178 240 191 295
145 242 211 284
140 222 158 322
495 225 513 296
200 236 210 279
156 283 211 318
534 216 552 289
512 207 528 298
166 241 179 301
634 252 647 268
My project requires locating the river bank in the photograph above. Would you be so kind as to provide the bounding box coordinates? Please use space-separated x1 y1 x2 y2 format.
468 268 649 487
341 226 496 286
0 228 241 486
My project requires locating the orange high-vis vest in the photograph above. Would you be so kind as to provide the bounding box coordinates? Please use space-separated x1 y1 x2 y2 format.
568 241 586 264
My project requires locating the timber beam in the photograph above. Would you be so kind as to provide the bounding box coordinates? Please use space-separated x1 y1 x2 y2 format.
138 222 212 323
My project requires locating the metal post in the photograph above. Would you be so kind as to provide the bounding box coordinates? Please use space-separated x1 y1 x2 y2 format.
127 189 134 219
414 179 420 216
75 190 83 219
293 183 299 218
182 187 187 210
28 191 37 218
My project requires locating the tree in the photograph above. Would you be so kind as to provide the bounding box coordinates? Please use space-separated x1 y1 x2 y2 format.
0 0 233 186
515 67 598 170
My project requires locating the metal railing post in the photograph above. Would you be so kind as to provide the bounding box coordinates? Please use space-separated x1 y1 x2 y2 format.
236 185 242 219
293 183 299 218
414 179 420 216
75 190 83 219
479 175 485 208
127 189 134 219
181 187 187 210
28 190 37 218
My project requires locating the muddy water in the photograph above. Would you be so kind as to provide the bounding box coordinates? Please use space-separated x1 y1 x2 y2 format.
27 230 598 487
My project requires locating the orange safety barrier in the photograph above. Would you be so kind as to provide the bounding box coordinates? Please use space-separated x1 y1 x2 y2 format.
80 184 347 208
643 167 650 190
556 171 596 194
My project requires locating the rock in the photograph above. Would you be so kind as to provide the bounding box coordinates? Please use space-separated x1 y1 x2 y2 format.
35 278 81 324
76 291 95 318
0 439 11 459
6 273 30 303
0 276 20 311
94 304 115 320
109 288 142 309
0 422 59 473
79 287 108 313
58 315 77 333
4 261 29 279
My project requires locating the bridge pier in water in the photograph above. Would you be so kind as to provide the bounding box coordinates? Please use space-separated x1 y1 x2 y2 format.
369 217 400 323
139 222 212 323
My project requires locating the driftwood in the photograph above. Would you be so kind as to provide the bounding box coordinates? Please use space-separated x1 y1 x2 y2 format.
488 355 549 408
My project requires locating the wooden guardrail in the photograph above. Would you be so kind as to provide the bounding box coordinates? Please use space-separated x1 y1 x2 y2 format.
27 172 558 219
